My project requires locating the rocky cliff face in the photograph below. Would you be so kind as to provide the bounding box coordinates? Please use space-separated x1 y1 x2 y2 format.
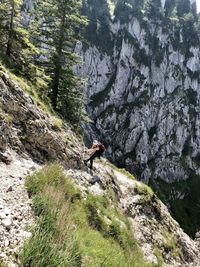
75 0 200 237
0 70 80 165
0 68 200 266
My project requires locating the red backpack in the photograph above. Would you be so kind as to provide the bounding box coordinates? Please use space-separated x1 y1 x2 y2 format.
98 143 106 153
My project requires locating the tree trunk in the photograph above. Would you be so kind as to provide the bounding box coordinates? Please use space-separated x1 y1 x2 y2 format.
51 8 66 110
6 0 14 56
52 64 61 110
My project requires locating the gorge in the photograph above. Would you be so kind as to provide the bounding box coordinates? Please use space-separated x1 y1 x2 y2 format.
74 0 200 238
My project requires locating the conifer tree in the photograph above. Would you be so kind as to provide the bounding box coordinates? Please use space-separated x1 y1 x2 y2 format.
0 0 37 72
32 0 87 118
145 0 162 21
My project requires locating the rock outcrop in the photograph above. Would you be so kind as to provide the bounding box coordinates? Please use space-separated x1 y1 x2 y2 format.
0 71 80 165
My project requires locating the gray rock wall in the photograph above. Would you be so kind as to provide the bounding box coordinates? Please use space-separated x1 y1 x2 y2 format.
76 2 200 236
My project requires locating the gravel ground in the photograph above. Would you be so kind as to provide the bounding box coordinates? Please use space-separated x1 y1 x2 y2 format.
0 152 38 267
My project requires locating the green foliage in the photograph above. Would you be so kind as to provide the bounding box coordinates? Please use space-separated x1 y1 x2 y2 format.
114 0 134 23
153 248 164 267
26 164 72 196
114 0 199 63
176 0 191 17
0 0 38 76
0 0 88 124
30 0 87 122
161 230 182 259
108 0 116 17
144 0 163 21
85 193 138 251
155 176 200 238
0 62 53 115
51 117 63 131
22 163 156 267
165 0 199 52
195 15 200 40
135 183 155 204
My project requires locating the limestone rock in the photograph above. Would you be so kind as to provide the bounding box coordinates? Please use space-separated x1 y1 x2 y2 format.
0 150 12 164
74 2 200 237
2 219 13 230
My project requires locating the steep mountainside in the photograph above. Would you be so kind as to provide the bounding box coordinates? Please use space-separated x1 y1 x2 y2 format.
1 66 200 266
74 0 200 237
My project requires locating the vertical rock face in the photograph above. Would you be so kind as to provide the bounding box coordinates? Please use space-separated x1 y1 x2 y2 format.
76 0 200 236
21 0 33 26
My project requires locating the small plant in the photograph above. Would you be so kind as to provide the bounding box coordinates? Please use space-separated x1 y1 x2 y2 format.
4 114 13 124
51 117 63 131
135 183 154 203
153 247 164 267
136 183 154 196
161 230 182 260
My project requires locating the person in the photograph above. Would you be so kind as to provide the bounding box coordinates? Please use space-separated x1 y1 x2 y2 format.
84 141 106 170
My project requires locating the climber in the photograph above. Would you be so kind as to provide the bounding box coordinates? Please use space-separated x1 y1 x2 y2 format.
84 141 106 170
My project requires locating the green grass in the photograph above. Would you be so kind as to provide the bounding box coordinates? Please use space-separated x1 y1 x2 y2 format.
21 163 157 267
153 248 164 267
51 117 63 131
21 164 81 267
135 183 154 203
0 60 52 115
161 230 182 259
135 183 154 195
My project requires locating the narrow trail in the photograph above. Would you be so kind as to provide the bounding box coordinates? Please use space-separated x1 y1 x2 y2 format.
0 152 38 267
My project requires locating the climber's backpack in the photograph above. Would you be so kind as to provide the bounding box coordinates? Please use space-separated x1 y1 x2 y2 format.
98 143 106 153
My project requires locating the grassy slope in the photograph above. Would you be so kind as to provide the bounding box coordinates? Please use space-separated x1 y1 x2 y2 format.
21 164 157 267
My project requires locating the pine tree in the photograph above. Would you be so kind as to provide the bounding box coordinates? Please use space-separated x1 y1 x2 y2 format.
32 0 87 120
145 0 162 21
0 0 37 73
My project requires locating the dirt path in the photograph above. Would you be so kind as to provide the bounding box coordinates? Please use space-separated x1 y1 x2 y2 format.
0 152 38 267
